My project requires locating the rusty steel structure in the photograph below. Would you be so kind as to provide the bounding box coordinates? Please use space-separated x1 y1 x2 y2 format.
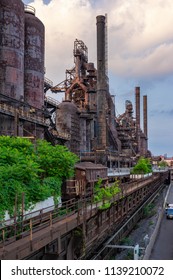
0 3 166 261
0 1 47 139
49 15 148 167
0 0 25 100
0 0 25 136
0 3 149 166
135 86 141 153
143 95 148 139
24 5 45 110
115 87 148 159
24 5 45 139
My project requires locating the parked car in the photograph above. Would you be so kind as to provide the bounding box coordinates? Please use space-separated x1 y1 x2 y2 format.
166 207 173 219
165 203 173 211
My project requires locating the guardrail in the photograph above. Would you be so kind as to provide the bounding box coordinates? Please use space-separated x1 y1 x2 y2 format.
0 174 160 247
0 102 46 126
24 5 35 15
153 167 169 172
45 96 60 107
50 129 71 140
108 168 131 174
44 77 53 88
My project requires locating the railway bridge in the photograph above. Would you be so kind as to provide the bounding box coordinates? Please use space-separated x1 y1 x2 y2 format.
0 171 169 260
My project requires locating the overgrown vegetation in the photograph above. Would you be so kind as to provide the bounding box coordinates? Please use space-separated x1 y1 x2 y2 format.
119 237 132 245
93 178 121 210
143 203 156 218
158 160 168 168
131 157 152 174
0 136 79 219
73 227 84 258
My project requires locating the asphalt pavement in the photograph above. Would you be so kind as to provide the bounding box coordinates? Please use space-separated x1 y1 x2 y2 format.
149 183 173 260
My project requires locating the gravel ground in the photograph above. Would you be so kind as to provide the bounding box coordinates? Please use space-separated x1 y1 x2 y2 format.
114 186 168 260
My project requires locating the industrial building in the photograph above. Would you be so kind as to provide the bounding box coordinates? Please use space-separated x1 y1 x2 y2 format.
0 0 149 168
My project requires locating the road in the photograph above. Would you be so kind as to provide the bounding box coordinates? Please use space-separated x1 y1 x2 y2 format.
150 183 173 260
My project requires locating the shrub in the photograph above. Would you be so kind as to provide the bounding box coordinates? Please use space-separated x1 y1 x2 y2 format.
131 157 152 174
0 136 79 218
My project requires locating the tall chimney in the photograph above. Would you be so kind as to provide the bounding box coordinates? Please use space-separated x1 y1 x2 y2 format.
97 15 106 83
143 95 148 153
135 86 140 153
143 95 148 138
96 15 107 149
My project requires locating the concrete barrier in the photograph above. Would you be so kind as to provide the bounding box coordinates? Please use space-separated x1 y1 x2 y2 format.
143 184 171 259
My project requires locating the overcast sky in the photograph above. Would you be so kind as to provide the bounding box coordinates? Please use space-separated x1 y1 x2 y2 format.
23 0 173 157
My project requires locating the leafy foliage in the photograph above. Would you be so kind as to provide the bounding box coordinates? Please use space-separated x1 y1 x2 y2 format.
158 160 168 167
143 203 156 218
94 179 121 210
131 157 152 174
42 177 62 204
0 136 79 219
35 140 78 179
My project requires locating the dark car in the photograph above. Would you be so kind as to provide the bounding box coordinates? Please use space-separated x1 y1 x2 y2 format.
166 208 173 219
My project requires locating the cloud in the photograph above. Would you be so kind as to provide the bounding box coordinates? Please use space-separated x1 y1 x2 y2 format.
23 0 96 84
23 0 173 83
151 109 173 116
108 0 173 78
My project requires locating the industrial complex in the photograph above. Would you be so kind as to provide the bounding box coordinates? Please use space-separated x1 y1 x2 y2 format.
2 0 170 261
0 0 149 169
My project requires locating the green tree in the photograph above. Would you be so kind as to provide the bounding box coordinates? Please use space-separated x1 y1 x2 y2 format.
0 136 79 219
94 179 120 209
131 157 152 174
35 140 79 179
158 160 168 168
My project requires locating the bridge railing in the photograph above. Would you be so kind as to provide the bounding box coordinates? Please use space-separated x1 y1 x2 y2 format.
107 168 131 175
0 173 161 247
0 192 121 246
0 198 79 246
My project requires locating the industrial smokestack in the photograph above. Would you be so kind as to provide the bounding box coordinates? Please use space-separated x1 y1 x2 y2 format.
96 15 107 149
143 95 148 138
135 86 140 153
96 15 106 87
135 86 140 129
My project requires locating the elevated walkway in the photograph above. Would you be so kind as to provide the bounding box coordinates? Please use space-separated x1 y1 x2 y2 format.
0 172 168 260
0 102 47 126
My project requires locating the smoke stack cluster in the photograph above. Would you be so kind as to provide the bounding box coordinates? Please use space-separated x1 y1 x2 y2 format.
135 87 148 154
